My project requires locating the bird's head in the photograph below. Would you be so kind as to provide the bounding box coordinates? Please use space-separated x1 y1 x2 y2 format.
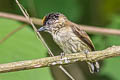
38 13 68 33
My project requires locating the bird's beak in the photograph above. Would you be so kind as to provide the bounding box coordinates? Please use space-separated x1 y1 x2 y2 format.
37 26 47 32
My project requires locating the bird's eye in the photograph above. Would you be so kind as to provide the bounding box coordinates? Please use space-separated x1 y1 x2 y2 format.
54 15 59 19
47 21 51 25
51 14 59 20
47 20 53 25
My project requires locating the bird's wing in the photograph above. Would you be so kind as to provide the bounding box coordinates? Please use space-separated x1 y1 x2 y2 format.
71 24 95 51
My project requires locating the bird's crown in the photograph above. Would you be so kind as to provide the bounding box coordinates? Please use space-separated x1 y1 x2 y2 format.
42 13 66 26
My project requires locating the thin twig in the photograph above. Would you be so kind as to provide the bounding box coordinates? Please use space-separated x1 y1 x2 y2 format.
0 46 119 73
0 12 120 36
0 24 25 44
59 66 75 80
16 0 53 56
15 0 74 80
80 25 120 35
0 12 30 23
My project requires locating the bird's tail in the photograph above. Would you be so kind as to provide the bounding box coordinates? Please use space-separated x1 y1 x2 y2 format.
87 61 100 73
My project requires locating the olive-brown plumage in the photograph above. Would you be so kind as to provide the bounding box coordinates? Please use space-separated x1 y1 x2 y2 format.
38 13 100 73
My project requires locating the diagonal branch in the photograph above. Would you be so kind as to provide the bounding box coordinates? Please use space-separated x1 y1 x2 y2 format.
0 46 120 73
0 12 120 36
0 24 26 44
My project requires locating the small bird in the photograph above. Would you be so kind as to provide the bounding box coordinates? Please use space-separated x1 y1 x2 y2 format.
38 12 99 73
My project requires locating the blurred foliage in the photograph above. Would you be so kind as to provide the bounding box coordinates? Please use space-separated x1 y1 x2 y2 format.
0 0 120 80
0 18 53 80
23 0 83 22
100 0 120 24
93 15 120 80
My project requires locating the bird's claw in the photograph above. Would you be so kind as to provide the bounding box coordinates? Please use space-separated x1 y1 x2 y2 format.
60 52 65 59
84 50 89 58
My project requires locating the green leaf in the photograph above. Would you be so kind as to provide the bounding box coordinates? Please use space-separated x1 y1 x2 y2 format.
97 15 120 80
0 18 53 80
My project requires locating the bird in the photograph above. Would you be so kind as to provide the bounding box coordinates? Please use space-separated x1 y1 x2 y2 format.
38 12 100 73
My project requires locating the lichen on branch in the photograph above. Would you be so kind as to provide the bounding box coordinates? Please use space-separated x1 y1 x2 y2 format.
0 46 120 73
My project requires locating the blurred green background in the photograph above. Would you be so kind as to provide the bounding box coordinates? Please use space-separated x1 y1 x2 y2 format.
0 0 120 80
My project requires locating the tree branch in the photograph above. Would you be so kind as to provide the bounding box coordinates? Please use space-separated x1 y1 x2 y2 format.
0 12 120 36
0 46 120 73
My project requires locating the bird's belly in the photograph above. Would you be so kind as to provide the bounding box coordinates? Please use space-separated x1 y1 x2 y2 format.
53 33 89 54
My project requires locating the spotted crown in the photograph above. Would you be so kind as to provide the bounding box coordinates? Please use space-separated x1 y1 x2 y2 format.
42 13 60 26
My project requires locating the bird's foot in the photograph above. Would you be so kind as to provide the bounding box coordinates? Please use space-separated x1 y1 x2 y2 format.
60 52 65 59
84 50 89 58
